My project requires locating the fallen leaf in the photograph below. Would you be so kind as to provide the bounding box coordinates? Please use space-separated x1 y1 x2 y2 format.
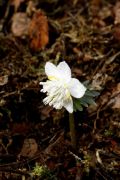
98 6 112 20
11 12 30 37
28 10 49 51
84 53 93 62
91 73 108 90
90 0 101 17
11 122 31 135
10 0 25 12
108 83 120 109
40 106 53 120
19 138 38 158
110 140 120 156
113 1 120 24
26 1 36 16
113 25 120 41
112 94 120 109
72 67 82 76
0 75 8 86
45 132 65 156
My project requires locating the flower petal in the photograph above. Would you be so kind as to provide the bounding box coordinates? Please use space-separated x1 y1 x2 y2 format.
63 98 73 113
57 61 71 82
45 62 60 80
69 78 86 98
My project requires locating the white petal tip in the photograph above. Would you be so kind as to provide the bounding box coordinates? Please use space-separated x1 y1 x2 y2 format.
63 99 73 113
69 78 87 98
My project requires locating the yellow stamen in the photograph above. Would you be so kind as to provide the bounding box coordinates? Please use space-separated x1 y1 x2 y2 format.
48 76 58 80
66 91 71 99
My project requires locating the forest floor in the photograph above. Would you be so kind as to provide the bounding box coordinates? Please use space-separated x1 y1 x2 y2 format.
0 0 120 179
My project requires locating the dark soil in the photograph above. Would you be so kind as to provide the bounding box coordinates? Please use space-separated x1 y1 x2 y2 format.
0 0 120 179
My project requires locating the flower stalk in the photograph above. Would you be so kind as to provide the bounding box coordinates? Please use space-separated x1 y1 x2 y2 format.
69 113 76 149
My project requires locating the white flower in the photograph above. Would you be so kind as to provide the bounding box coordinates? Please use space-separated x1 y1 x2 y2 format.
40 61 86 113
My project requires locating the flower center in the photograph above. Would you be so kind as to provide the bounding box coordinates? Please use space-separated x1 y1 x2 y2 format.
42 79 71 109
48 76 58 81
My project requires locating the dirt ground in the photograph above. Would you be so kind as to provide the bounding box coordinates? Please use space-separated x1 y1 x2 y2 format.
0 0 120 179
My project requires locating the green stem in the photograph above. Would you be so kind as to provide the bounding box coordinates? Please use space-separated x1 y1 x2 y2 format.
69 113 76 149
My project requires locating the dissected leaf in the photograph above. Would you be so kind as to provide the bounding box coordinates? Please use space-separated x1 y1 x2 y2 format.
85 90 100 97
73 86 99 112
79 97 89 107
83 80 91 87
28 10 49 51
73 99 83 111
84 97 96 105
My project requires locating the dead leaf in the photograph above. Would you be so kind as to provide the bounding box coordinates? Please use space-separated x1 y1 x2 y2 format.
11 12 30 37
98 6 112 20
112 94 120 109
113 2 120 24
26 1 36 16
28 10 49 51
45 132 65 156
11 122 31 135
40 106 53 120
90 0 101 17
72 67 82 76
112 83 120 109
113 25 120 41
108 83 120 109
91 73 108 90
19 138 38 158
0 75 8 86
73 47 83 58
10 0 25 12
84 53 93 62
110 140 120 156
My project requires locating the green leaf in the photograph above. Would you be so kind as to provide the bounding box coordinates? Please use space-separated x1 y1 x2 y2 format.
83 80 90 87
73 99 83 111
86 98 96 105
85 90 99 97
73 81 100 112
79 98 89 107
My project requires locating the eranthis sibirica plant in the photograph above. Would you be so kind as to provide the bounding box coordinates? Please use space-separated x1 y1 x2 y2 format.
40 61 86 113
40 61 99 149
